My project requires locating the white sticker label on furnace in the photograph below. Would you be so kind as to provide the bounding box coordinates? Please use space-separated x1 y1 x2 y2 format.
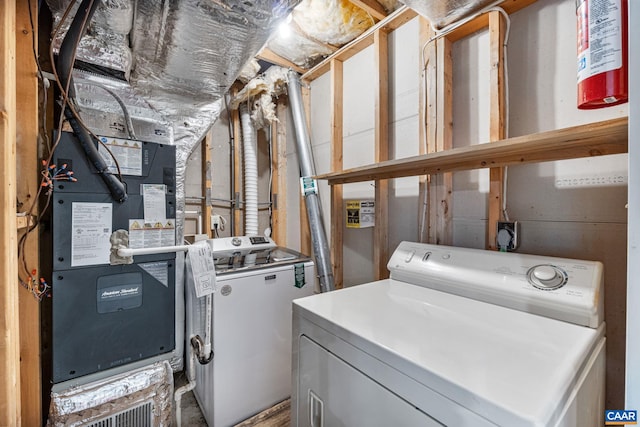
71 202 112 267
98 136 143 176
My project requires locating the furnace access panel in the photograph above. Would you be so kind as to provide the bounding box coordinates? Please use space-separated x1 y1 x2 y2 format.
42 132 177 384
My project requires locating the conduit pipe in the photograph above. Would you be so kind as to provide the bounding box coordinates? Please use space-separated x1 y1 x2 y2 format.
287 70 335 293
240 104 259 236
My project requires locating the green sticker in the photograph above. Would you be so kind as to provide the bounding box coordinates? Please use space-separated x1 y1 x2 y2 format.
294 263 306 288
300 177 318 196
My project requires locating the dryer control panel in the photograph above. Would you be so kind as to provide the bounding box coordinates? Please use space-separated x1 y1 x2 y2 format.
388 242 603 328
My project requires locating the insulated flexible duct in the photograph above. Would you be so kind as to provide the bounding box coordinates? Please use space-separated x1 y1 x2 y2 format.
287 71 335 293
240 104 259 236
57 0 128 203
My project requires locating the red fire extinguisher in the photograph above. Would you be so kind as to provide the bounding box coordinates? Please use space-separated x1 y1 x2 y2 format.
576 0 628 109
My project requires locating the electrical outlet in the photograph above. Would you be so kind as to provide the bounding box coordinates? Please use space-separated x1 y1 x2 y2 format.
496 221 518 252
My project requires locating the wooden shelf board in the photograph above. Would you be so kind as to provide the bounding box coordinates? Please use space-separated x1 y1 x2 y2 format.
316 117 628 185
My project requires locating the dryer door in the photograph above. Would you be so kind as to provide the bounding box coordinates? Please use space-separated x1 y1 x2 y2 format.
296 335 443 427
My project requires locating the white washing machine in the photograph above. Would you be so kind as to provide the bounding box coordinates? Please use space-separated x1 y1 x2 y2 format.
292 242 605 427
186 236 315 427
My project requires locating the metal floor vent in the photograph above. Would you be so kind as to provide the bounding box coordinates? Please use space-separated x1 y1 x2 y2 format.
87 401 154 427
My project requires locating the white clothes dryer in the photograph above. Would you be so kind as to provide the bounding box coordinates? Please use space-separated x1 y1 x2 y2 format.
292 242 605 427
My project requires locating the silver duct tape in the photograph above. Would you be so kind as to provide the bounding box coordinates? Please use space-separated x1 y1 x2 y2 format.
47 361 173 427
400 0 498 30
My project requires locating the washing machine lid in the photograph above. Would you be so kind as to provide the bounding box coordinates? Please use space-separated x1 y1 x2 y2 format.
293 279 604 426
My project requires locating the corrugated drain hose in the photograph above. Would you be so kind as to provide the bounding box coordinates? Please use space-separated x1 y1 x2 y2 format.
57 0 128 202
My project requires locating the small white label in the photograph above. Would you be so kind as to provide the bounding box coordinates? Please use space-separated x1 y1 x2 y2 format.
577 0 623 83
139 261 169 287
142 184 167 222
129 219 175 249
71 202 112 267
188 242 216 298
98 136 143 176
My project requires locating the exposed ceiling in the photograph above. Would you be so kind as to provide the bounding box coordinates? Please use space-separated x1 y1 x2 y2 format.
44 0 496 149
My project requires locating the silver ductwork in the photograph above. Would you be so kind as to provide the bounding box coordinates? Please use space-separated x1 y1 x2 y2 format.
399 0 500 30
287 70 335 293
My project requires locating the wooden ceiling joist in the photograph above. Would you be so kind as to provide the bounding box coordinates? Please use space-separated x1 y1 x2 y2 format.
349 0 388 21
256 48 307 74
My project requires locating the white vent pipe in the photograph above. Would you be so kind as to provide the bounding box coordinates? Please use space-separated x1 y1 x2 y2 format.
240 103 259 236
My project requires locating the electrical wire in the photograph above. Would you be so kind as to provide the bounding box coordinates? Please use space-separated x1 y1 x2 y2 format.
81 81 137 139
486 6 512 222
268 123 274 234
16 0 75 299
418 5 513 237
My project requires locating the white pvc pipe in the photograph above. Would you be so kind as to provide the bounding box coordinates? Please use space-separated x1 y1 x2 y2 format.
185 210 203 234
240 103 259 236
203 294 213 359
117 244 191 258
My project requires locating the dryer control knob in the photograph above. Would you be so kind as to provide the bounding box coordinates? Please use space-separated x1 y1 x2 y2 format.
231 237 242 247
533 266 556 281
527 265 567 291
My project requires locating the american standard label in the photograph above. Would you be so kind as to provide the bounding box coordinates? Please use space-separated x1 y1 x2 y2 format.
100 286 142 300
97 283 143 313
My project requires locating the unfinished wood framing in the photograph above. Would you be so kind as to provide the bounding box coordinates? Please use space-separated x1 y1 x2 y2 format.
1 2 21 425
442 0 537 42
316 117 628 184
202 132 213 237
349 0 388 21
302 0 540 84
487 11 507 250
330 59 344 289
257 48 306 75
373 29 389 280
271 100 288 245
427 36 453 245
16 0 41 424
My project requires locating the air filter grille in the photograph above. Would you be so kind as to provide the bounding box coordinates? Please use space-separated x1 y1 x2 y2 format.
86 401 153 427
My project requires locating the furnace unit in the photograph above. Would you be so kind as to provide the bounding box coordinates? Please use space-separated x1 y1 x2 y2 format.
42 132 177 387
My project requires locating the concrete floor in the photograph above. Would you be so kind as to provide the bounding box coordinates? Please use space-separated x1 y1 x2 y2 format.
175 372 208 426
178 389 209 426
174 372 291 426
